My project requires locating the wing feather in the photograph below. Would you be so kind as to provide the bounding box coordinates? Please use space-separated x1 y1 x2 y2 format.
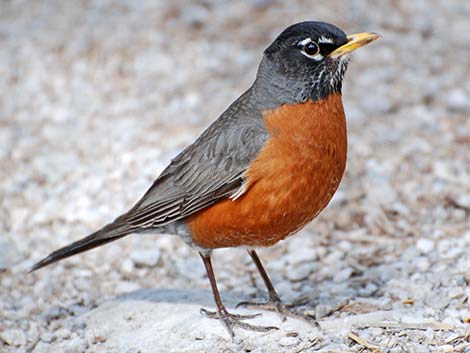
122 92 269 229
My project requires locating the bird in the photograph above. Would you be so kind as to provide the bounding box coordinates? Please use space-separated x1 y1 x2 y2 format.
30 21 379 337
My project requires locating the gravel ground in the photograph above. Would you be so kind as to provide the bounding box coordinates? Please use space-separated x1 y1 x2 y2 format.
1 0 469 352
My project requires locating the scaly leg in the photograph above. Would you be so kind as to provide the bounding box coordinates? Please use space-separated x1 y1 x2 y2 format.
199 252 278 337
236 250 315 324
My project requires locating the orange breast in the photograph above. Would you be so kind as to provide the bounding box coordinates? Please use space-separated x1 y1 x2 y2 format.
187 94 347 248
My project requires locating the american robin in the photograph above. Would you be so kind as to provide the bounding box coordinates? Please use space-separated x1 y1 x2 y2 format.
31 21 379 337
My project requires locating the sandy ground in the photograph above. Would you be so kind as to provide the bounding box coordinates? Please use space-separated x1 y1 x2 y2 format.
1 0 469 352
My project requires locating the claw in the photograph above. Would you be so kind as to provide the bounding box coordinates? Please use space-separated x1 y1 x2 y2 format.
235 297 317 326
236 300 287 320
200 307 262 320
235 300 253 309
200 307 278 337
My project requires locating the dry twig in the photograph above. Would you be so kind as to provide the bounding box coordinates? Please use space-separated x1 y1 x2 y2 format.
348 332 381 352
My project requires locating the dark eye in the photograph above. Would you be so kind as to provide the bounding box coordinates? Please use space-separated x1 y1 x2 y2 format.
303 42 319 56
319 43 338 56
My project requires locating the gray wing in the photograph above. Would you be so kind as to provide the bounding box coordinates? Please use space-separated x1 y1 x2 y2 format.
123 91 269 229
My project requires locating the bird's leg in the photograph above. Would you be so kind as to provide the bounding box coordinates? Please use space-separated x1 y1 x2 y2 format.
236 250 315 324
198 252 278 337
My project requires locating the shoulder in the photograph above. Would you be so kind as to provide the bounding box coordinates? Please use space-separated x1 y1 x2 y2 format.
164 88 270 175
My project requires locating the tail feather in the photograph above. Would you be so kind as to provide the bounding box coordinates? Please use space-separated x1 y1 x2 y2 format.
30 221 132 272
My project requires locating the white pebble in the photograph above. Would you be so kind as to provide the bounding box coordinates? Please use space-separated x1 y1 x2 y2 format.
448 287 465 298
415 256 431 271
279 336 300 347
40 332 54 343
65 337 88 353
32 341 54 353
286 263 314 281
0 328 26 347
445 89 470 112
55 327 71 339
333 267 353 283
130 249 161 268
416 238 435 254
120 258 135 274
115 281 141 294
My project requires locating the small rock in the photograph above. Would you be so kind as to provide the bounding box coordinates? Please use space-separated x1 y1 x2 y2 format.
423 327 434 341
333 267 353 283
449 287 465 298
55 327 71 339
368 327 383 337
425 293 451 310
32 341 53 353
415 256 431 271
359 282 379 297
416 238 435 254
115 281 141 294
337 240 352 252
64 317 87 331
452 275 467 287
130 249 161 268
64 337 88 353
286 263 315 281
445 89 470 112
315 304 333 318
453 195 470 209
40 332 54 343
27 322 40 343
0 328 27 346
279 335 300 347
120 258 134 274
41 306 68 322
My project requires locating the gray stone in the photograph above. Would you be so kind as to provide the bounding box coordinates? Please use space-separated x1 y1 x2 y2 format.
130 250 161 268
0 329 26 347
445 89 470 112
416 238 435 254
64 337 88 353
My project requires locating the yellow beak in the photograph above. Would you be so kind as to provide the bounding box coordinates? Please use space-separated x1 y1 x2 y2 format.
328 32 380 58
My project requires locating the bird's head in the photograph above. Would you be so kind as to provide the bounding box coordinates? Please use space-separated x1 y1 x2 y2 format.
255 21 379 104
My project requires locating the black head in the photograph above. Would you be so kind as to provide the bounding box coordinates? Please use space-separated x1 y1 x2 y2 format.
253 21 378 104
265 21 348 58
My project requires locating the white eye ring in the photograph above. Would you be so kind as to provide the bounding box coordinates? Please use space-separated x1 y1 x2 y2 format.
298 38 323 61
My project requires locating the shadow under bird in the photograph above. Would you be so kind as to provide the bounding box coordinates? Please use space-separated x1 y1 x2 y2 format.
31 21 379 337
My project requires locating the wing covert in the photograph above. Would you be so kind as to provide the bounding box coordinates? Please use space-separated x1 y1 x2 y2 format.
123 93 269 229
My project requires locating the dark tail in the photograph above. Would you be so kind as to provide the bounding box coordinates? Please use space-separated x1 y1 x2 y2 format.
30 220 132 272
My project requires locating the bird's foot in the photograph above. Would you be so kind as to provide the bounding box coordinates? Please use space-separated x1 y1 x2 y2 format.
236 295 316 325
200 307 278 337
